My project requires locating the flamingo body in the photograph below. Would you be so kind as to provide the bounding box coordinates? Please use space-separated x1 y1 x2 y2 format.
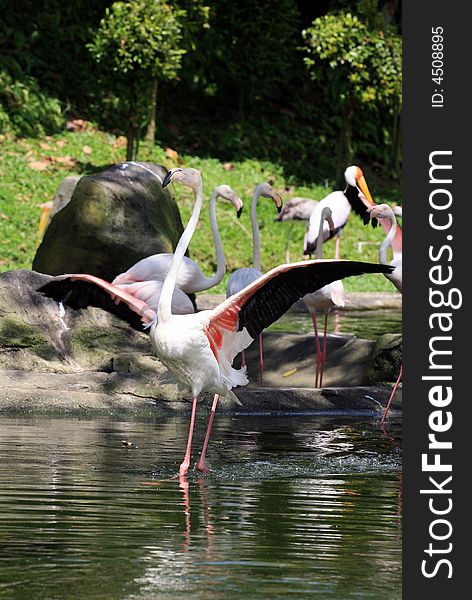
113 253 209 293
276 198 318 222
303 280 345 315
115 279 194 314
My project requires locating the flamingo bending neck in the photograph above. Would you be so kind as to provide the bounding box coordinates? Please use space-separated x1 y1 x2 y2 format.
379 210 397 266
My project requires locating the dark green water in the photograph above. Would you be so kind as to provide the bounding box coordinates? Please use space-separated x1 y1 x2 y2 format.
0 415 401 599
268 309 402 340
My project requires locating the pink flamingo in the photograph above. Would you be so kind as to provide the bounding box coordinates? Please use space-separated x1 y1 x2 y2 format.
365 203 402 422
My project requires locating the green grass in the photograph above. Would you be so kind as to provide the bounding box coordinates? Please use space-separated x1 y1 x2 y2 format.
0 127 399 293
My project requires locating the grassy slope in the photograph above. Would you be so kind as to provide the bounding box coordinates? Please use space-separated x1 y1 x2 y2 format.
0 127 399 293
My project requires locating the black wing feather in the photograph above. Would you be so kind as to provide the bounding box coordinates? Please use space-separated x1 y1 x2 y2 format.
345 184 370 219
238 261 393 338
38 279 146 332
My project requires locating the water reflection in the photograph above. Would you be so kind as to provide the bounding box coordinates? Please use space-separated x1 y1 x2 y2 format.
0 416 401 599
268 308 402 340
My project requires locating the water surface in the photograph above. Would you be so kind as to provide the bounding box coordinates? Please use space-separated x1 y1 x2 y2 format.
268 309 402 340
0 415 401 599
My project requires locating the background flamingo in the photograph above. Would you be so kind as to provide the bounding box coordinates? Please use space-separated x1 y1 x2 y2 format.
40 167 393 478
276 197 318 222
303 206 345 388
365 203 402 422
226 181 283 382
304 166 402 259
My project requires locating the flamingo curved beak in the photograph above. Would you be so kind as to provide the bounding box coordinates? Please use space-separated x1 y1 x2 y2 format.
162 170 173 188
272 192 283 213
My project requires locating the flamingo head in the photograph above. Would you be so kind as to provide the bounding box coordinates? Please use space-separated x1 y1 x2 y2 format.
344 165 374 204
258 182 283 213
365 203 395 224
162 167 202 190
215 184 244 218
363 202 394 229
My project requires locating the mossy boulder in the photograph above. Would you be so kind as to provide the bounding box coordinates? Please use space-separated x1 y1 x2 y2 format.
0 269 174 390
32 162 184 280
363 333 402 384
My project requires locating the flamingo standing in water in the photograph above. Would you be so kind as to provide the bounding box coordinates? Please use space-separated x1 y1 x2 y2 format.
303 206 345 388
40 168 393 477
304 166 402 259
364 203 402 422
112 184 244 294
226 182 283 382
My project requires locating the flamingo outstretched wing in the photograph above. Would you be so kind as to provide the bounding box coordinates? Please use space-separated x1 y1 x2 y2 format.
38 274 156 331
205 259 393 363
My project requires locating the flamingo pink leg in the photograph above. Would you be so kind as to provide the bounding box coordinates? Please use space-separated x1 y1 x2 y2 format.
241 350 246 368
311 312 321 388
196 394 220 473
319 313 328 388
381 365 403 424
179 397 198 479
258 334 264 385
335 235 341 260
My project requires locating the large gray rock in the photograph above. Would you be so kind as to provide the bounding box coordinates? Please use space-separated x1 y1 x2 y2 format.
32 162 184 280
49 175 81 221
0 270 178 400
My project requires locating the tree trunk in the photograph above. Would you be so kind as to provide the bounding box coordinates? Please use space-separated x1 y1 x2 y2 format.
126 127 134 161
126 126 141 161
335 103 354 188
145 79 158 145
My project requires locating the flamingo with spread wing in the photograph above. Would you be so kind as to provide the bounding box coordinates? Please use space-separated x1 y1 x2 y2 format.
40 168 393 478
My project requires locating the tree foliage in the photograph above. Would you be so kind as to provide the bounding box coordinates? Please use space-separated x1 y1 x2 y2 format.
87 0 198 158
302 11 401 108
0 0 402 184
185 0 300 113
88 1 186 79
302 9 401 183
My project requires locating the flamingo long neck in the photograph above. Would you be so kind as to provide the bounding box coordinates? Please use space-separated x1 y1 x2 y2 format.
251 186 263 271
315 214 326 260
157 180 203 322
379 211 397 265
196 190 225 290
